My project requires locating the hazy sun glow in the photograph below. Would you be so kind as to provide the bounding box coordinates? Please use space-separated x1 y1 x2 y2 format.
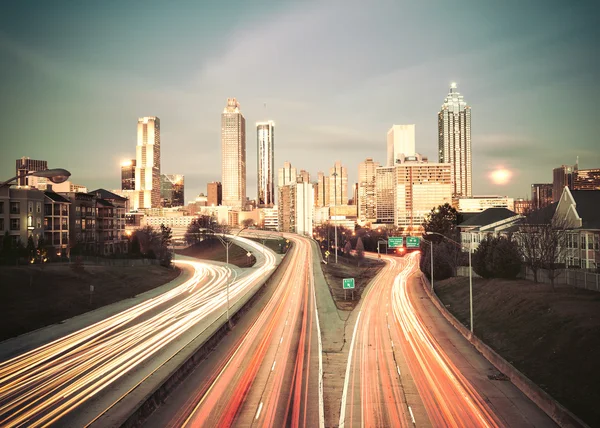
490 168 512 185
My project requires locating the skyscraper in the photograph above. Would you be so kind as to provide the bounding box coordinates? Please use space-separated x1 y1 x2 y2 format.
121 159 136 190
438 83 472 198
328 161 348 206
278 161 297 188
134 116 161 209
257 121 275 207
221 98 246 210
16 157 47 186
531 183 553 210
387 125 416 166
207 182 222 206
315 172 329 207
552 165 575 202
358 157 380 225
160 174 185 207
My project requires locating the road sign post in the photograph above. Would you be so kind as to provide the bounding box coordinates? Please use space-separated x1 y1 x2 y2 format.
406 236 421 249
343 278 355 300
388 237 403 248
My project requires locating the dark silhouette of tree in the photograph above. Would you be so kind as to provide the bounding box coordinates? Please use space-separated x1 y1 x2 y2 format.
26 236 36 261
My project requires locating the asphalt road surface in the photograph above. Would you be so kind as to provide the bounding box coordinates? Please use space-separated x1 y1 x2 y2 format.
149 234 324 428
339 251 556 427
0 236 276 428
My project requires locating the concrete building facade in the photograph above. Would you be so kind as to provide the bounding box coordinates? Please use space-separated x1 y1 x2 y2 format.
134 116 161 209
221 98 246 209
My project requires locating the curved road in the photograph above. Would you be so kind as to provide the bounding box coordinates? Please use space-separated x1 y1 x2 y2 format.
152 234 324 428
340 251 556 427
0 236 276 428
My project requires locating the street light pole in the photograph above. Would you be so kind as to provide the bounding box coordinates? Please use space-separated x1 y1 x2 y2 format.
333 171 338 264
1 168 71 189
428 231 473 333
469 233 473 333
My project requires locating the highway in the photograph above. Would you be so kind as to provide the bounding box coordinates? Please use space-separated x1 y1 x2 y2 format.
340 251 556 427
149 234 324 428
0 236 277 428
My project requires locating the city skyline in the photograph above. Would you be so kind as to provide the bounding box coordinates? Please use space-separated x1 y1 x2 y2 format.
0 1 598 200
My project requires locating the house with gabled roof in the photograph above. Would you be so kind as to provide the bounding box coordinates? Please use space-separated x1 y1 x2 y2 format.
457 207 523 252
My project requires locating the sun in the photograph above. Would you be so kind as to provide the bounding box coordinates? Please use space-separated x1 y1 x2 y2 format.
490 168 512 185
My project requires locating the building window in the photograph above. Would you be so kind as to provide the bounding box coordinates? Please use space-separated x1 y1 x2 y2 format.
36 202 41 213
36 217 41 229
0 218 3 231
10 218 20 230
10 202 19 214
0 201 3 214
28 202 33 213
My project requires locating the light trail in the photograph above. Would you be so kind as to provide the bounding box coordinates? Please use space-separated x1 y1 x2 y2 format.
341 251 504 427
176 234 322 428
0 236 277 428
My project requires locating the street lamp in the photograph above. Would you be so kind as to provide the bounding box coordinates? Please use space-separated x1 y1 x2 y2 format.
426 231 474 333
203 226 247 325
0 168 71 189
332 170 338 264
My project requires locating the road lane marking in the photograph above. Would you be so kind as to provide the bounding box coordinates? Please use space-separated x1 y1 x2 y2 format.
255 402 263 420
408 406 416 425
339 310 362 428
397 365 401 376
280 336 284 344
271 361 276 372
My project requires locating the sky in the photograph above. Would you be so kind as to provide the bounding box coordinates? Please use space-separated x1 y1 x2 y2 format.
1 0 598 201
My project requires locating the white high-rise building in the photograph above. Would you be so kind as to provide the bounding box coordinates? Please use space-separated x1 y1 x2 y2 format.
358 157 380 225
134 116 161 210
221 98 246 210
277 181 313 236
438 83 472 198
375 160 452 231
257 121 275 207
315 172 329 207
328 161 347 206
278 161 297 188
387 124 416 166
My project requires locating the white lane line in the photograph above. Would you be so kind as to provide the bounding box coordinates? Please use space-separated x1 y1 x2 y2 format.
391 340 394 348
271 361 276 372
339 310 362 428
255 402 264 420
397 365 401 376
280 336 284 344
408 406 416 425
308 250 325 428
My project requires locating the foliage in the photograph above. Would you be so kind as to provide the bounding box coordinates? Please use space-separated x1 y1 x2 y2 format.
130 234 141 256
473 235 521 279
242 218 255 228
70 256 85 275
518 213 568 288
343 240 352 254
26 236 36 261
422 203 460 240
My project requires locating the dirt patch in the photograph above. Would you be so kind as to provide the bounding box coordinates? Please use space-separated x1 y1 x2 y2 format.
0 264 180 342
320 253 385 311
435 277 600 426
176 238 257 267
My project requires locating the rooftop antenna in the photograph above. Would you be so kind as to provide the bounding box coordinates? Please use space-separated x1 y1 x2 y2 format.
576 155 579 169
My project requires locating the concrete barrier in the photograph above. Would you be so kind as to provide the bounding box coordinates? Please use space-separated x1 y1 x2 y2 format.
91 248 293 428
419 274 588 428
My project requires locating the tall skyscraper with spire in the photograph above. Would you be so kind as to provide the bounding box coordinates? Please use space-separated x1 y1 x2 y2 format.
438 83 472 198
221 98 246 210
257 120 275 207
134 116 161 209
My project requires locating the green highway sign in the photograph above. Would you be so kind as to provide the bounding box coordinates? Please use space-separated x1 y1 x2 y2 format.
406 236 421 248
388 237 403 248
343 278 355 289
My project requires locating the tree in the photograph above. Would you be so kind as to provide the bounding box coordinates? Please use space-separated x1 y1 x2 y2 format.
130 234 141 256
355 237 365 266
422 203 460 239
473 235 521 279
343 240 352 254
26 236 36 262
242 218 255 228
518 211 568 288
185 219 203 245
159 224 173 267
37 235 47 263
492 236 521 279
